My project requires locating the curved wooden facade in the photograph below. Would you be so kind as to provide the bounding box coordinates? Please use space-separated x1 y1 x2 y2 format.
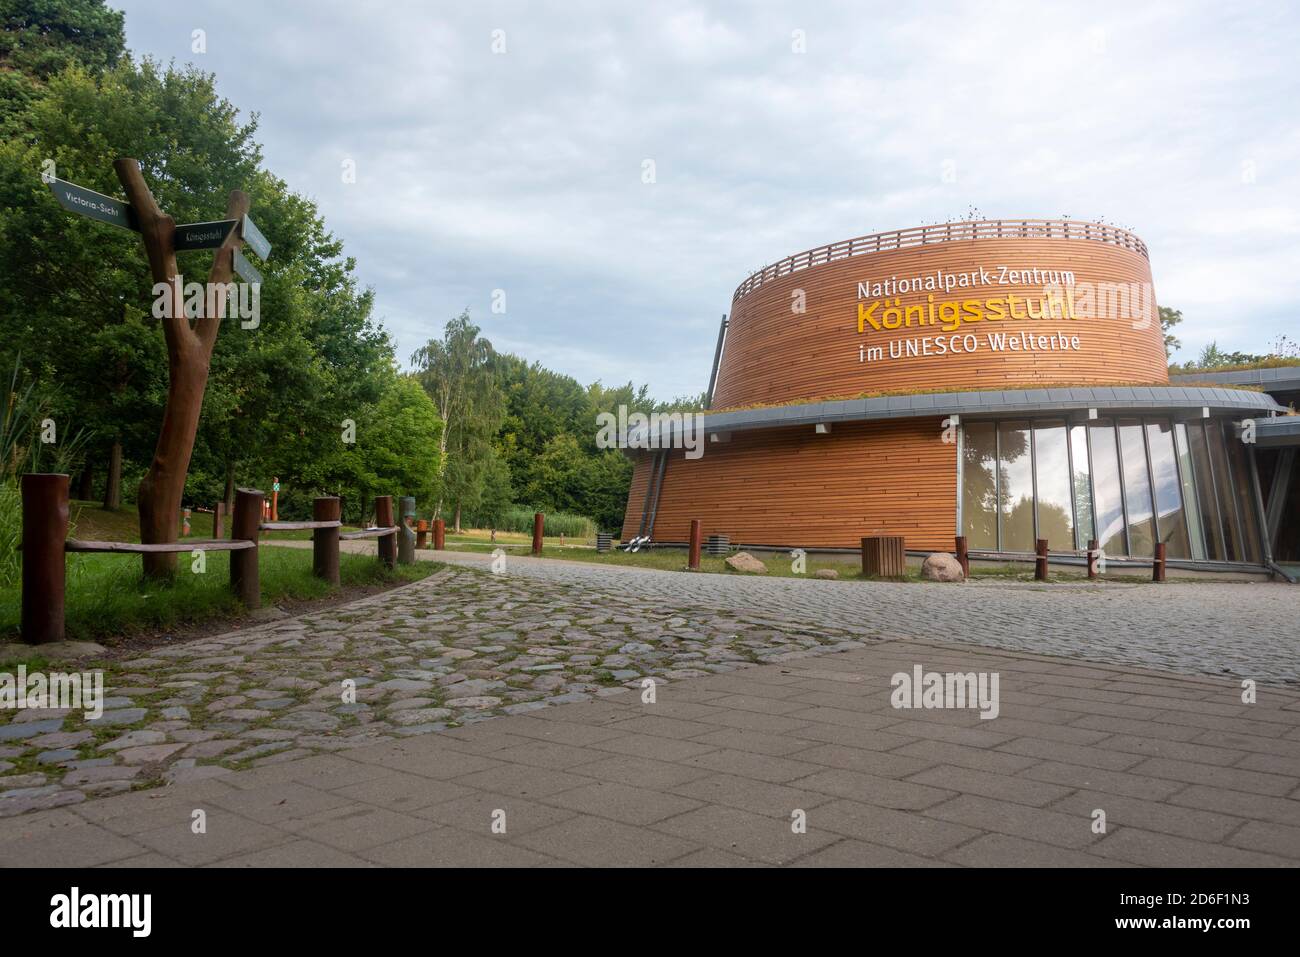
620 418 957 550
712 221 1166 409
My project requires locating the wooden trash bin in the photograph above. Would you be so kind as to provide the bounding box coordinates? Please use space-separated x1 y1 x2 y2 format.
861 535 906 578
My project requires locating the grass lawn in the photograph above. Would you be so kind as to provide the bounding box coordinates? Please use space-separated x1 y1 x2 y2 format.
3 504 437 647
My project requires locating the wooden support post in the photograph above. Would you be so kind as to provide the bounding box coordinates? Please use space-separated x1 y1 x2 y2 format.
313 496 341 586
416 520 428 550
861 535 906 578
213 501 225 539
398 495 416 565
532 512 544 557
954 535 969 579
1153 542 1166 582
433 518 445 551
688 519 702 570
20 473 69 645
230 488 263 610
1035 539 1049 581
375 495 395 570
1087 539 1100 579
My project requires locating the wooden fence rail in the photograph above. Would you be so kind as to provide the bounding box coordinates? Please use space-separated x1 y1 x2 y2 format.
18 475 406 645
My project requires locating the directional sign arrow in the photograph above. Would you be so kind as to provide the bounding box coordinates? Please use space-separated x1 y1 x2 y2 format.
232 248 262 285
173 219 238 251
48 178 138 231
240 214 271 260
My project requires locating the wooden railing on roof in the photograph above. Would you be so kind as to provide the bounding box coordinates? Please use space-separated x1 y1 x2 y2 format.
731 219 1149 303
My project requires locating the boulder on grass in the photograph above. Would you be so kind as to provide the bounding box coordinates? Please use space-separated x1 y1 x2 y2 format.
725 551 767 574
814 568 839 580
921 552 964 582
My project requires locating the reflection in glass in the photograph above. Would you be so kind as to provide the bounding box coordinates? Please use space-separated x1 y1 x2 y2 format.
1089 420 1127 556
998 421 1034 551
1208 420 1244 561
1186 421 1225 561
1070 425 1094 549
961 421 997 549
1033 420 1074 550
1118 419 1155 557
1224 422 1263 563
1173 423 1206 561
1145 419 1190 559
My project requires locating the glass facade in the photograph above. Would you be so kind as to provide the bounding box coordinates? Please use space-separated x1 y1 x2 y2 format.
961 415 1264 563
998 421 1035 552
961 421 997 550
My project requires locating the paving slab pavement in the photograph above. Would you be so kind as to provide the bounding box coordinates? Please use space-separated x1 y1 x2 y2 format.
4 634 1299 867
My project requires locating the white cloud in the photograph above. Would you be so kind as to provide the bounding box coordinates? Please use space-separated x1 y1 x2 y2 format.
118 0 1300 386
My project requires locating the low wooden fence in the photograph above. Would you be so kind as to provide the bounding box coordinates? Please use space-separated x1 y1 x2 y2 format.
18 473 404 646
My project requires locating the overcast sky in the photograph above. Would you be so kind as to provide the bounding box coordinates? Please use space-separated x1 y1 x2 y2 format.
116 0 1300 399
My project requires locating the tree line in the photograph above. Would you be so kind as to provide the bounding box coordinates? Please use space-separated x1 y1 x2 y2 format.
0 1 693 537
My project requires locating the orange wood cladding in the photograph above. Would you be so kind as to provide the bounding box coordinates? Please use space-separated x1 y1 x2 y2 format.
620 418 957 550
712 233 1166 409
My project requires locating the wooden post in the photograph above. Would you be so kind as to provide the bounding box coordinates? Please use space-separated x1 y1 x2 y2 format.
230 488 262 610
397 495 416 565
1035 539 1049 581
212 501 225 539
1087 538 1099 580
532 512 544 557
20 474 69 644
861 535 906 578
1153 542 1166 582
688 519 702 570
375 495 395 570
313 496 340 586
271 476 279 522
433 518 445 551
417 520 428 550
954 535 969 579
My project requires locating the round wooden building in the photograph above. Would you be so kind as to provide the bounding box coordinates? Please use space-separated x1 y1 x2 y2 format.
620 220 1286 572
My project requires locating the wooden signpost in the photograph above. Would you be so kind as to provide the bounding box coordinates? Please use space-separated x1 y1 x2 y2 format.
48 159 269 577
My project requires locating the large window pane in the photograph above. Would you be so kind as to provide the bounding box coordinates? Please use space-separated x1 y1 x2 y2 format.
1070 424 1094 549
1173 422 1207 561
1118 418 1156 557
961 421 997 550
1224 421 1264 563
1186 421 1225 560
1089 419 1127 556
1146 419 1191 559
1208 420 1244 561
1033 420 1074 550
998 421 1034 551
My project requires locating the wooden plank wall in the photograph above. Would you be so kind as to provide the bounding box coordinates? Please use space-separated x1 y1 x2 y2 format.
713 235 1165 409
621 418 957 551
